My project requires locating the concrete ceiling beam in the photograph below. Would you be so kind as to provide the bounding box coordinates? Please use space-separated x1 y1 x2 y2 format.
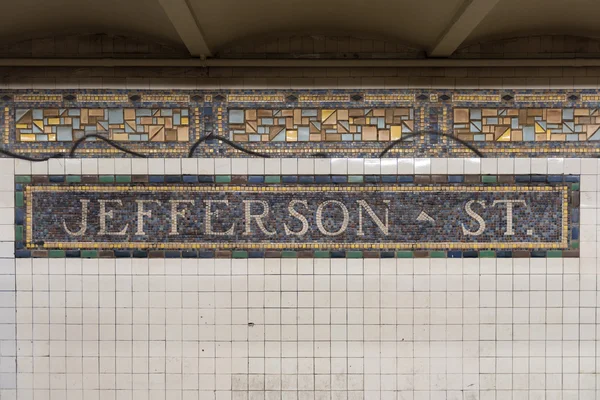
0 58 598 67
158 0 211 57
428 0 501 58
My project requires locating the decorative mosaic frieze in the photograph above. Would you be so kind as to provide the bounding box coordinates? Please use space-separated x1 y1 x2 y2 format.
15 108 189 142
4 89 600 157
453 108 600 142
15 174 579 258
228 108 414 142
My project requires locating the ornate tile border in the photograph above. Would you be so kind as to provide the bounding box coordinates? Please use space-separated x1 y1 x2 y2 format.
15 174 580 258
2 89 600 158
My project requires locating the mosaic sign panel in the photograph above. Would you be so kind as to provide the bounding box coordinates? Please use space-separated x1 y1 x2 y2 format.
15 108 189 142
16 176 578 258
228 108 414 142
6 89 600 157
453 108 600 142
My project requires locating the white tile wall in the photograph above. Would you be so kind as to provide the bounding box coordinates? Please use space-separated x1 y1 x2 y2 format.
2 158 598 400
0 159 15 400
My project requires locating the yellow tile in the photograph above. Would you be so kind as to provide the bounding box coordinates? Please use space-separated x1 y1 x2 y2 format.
534 122 545 133
496 128 511 142
20 134 36 142
15 124 28 129
321 110 334 122
48 118 60 125
390 126 402 140
47 134 56 141
286 130 297 141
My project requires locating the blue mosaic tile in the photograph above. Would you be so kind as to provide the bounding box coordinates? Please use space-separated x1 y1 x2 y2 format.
165 176 182 183
198 176 214 183
183 175 199 183
298 176 314 184
248 176 265 183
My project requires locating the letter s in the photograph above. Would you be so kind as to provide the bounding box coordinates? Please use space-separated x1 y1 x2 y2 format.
284 200 309 236
461 200 486 236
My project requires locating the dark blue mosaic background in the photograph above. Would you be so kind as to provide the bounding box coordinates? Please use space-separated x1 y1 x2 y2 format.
27 185 567 248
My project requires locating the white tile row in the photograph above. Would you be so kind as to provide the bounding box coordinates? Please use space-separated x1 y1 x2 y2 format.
9 157 600 176
9 257 599 274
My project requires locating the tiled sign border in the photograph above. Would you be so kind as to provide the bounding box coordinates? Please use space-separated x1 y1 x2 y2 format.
15 172 580 259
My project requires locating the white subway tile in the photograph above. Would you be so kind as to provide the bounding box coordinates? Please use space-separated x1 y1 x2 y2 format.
114 158 132 175
14 160 31 175
481 158 498 174
547 158 564 174
530 158 547 174
347 159 363 175
414 158 430 174
463 158 480 175
330 159 348 175
97 159 115 175
380 159 397 175
81 159 99 175
248 159 265 175
514 158 531 174
214 158 231 175
181 158 198 175
231 158 247 175
431 158 447 174
298 159 315 174
364 159 381 175
497 158 514 175
197 158 215 175
562 158 580 175
281 158 298 175
447 158 463 174
263 159 280 175
314 159 330 175
48 159 65 175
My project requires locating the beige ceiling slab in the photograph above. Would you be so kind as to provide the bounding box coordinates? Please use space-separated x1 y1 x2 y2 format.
0 0 595 59
465 0 600 45
188 0 464 51
0 0 182 45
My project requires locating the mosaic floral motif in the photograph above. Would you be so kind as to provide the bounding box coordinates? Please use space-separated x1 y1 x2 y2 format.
453 108 600 142
15 108 189 142
228 108 414 142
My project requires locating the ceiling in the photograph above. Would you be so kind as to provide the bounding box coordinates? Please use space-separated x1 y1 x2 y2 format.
0 0 597 59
